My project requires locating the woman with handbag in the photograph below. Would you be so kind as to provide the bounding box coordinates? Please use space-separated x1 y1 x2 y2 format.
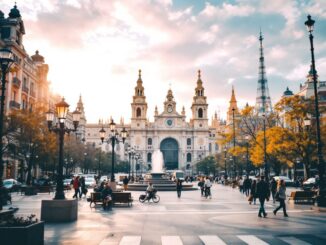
273 179 288 217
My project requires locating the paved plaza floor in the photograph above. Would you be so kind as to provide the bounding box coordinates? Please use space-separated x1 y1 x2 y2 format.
6 183 326 245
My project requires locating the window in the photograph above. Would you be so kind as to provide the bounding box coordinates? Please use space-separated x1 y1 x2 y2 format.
148 138 152 145
147 153 152 163
209 143 212 152
187 153 191 162
215 144 218 151
187 138 191 146
22 99 26 110
136 107 141 117
198 108 203 118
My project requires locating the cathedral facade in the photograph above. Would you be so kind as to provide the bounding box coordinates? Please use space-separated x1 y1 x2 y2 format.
85 70 223 173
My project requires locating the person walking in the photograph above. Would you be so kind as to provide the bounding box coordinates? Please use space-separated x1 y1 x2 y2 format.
198 177 205 196
204 177 212 199
123 176 129 191
249 179 257 205
79 176 88 198
72 176 81 199
273 179 288 217
256 176 270 218
270 177 277 203
243 177 251 196
176 178 182 198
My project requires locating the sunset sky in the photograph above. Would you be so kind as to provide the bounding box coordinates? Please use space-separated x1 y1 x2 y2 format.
1 0 326 123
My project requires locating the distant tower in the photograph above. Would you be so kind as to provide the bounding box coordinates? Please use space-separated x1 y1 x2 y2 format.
255 31 273 115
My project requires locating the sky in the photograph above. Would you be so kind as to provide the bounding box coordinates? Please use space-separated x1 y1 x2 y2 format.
1 0 326 124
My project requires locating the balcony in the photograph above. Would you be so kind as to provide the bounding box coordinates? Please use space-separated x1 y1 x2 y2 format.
22 86 29 94
9 100 20 109
12 77 21 88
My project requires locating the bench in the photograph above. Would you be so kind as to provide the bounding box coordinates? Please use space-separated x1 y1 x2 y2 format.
289 191 316 204
112 192 133 206
89 192 105 208
0 207 18 221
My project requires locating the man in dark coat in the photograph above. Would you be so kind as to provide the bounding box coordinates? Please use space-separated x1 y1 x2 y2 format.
256 176 270 218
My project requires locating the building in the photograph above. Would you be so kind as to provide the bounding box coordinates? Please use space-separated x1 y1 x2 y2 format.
85 70 224 173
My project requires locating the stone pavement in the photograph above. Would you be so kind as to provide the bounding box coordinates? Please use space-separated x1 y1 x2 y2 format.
6 183 326 245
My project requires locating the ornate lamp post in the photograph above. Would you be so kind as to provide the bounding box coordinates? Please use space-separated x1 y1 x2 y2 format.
0 49 14 188
232 108 237 178
262 114 268 178
305 15 325 206
223 146 227 178
125 146 135 179
245 135 250 177
46 98 81 200
99 119 127 189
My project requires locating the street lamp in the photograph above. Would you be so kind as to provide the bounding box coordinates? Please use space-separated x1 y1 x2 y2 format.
262 114 268 178
0 49 14 189
46 98 81 200
125 146 135 179
99 119 127 189
305 15 325 206
232 108 237 178
223 146 227 178
245 135 250 177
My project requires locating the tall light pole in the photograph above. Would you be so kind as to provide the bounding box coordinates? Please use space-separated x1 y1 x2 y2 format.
262 114 268 178
232 108 237 178
99 119 127 189
46 98 81 200
0 49 14 191
126 146 135 179
245 135 250 177
305 15 325 206
223 146 227 178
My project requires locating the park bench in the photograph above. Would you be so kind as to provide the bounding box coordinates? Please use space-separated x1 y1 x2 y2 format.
89 192 105 208
289 191 316 204
112 192 133 206
0 207 18 221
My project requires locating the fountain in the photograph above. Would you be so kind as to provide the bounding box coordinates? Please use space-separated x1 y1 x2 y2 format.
127 150 197 191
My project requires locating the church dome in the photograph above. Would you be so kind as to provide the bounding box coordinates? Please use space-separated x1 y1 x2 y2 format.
9 4 21 18
31 50 45 63
283 87 293 96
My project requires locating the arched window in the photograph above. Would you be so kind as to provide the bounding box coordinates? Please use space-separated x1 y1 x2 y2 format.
147 153 152 163
187 138 191 146
187 153 191 162
198 108 203 118
136 107 141 117
148 138 152 145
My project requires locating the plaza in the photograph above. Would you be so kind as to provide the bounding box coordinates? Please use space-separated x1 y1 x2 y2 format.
8 184 326 245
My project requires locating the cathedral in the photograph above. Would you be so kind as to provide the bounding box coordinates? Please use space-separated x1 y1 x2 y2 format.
85 70 224 172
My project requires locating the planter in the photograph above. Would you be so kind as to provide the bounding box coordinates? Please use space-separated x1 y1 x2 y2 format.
0 221 44 245
24 186 38 196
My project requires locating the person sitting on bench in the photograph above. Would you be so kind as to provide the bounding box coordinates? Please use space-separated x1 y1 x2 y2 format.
101 183 113 210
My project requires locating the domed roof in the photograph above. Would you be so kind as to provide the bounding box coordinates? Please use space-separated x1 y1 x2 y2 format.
0 10 4 19
9 4 21 18
283 87 293 96
31 50 45 63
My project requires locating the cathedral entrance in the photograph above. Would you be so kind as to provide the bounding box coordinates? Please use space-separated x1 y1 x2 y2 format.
160 138 178 170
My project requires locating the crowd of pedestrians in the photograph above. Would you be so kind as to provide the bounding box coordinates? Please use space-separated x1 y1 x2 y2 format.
233 175 288 218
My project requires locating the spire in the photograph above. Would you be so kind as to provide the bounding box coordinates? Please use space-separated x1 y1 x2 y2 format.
230 85 236 103
154 105 158 116
9 3 21 18
182 106 185 116
166 88 174 101
255 30 272 115
134 69 145 96
195 70 204 97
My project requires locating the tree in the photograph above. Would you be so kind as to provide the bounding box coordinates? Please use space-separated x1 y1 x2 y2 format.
196 156 217 175
9 106 56 184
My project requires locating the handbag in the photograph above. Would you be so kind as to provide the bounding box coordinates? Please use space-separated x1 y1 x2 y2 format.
248 195 253 202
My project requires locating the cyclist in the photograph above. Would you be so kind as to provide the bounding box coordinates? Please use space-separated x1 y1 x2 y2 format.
146 182 155 200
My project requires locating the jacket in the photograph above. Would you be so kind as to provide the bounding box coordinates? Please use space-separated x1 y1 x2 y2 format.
277 185 286 200
256 180 270 199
